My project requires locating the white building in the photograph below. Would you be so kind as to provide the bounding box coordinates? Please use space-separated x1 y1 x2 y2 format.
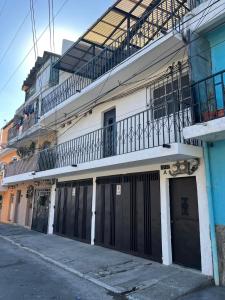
4 0 225 279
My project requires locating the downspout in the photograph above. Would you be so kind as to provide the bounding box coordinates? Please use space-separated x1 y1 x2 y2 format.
203 141 219 285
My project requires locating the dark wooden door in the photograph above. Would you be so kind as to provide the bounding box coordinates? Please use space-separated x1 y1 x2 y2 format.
103 108 116 157
95 171 162 262
170 177 201 270
54 180 92 243
31 189 50 234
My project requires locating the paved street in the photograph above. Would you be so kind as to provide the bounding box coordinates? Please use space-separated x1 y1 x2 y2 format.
0 238 116 300
0 224 225 300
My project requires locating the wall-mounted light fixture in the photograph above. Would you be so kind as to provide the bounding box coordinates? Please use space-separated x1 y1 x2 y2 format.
169 159 200 177
162 144 171 148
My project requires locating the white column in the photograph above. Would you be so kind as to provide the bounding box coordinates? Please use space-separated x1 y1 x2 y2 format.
160 174 172 265
195 160 213 276
91 177 97 245
48 183 56 234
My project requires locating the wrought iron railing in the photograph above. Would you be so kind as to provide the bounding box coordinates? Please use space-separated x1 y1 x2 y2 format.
191 69 225 123
8 113 39 142
22 113 39 133
5 154 39 177
4 101 198 177
8 126 18 141
41 0 189 115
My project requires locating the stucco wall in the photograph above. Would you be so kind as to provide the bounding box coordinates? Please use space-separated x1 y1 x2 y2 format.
208 140 225 225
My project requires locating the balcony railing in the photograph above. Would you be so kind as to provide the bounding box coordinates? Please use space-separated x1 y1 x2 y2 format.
8 112 39 142
41 0 189 115
5 101 198 177
191 69 225 123
5 154 39 177
8 126 18 141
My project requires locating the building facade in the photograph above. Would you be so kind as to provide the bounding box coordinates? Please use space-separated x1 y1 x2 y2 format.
183 1 225 284
0 120 18 223
3 0 225 285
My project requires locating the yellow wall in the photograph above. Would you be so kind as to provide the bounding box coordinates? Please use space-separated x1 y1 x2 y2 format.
0 121 18 223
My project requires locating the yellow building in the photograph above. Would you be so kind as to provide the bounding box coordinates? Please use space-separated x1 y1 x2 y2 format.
0 120 18 223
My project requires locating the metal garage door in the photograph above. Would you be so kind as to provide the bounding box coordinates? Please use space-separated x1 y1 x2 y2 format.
95 171 162 262
54 180 93 243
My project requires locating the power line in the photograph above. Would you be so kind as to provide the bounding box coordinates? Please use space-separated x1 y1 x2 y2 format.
51 0 56 52
0 0 7 18
41 0 222 131
48 0 53 52
0 0 70 96
41 15 225 135
0 8 32 67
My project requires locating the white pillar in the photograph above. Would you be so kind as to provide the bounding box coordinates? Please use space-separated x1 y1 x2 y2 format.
48 183 56 234
195 160 213 276
91 177 97 245
160 174 172 265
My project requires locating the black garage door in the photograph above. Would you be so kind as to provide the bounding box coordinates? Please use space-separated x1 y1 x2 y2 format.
95 171 162 262
54 180 93 243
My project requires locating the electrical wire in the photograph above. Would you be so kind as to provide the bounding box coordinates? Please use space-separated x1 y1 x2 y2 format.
0 0 70 96
0 6 34 67
0 0 7 18
41 16 225 139
39 0 224 133
48 0 53 52
51 0 56 52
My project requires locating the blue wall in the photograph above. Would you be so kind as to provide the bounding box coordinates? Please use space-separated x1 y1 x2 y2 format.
206 25 225 109
206 25 225 73
208 141 225 225
206 25 225 225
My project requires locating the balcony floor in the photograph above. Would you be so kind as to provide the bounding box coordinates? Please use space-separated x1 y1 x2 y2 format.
3 143 203 185
183 117 225 142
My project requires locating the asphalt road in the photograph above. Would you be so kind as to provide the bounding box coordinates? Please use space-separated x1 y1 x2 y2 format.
0 235 225 300
0 238 118 300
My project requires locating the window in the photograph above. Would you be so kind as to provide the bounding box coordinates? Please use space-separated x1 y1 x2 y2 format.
152 74 191 119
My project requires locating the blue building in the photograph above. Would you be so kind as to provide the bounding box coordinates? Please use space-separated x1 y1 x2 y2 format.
184 5 225 285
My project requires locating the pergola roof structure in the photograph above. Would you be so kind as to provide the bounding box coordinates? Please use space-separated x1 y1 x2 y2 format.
54 0 166 73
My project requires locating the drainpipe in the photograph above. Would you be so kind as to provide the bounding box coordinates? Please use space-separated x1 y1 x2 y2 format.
203 141 219 285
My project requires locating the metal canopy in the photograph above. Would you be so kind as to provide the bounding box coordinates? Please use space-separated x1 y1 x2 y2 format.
55 0 160 73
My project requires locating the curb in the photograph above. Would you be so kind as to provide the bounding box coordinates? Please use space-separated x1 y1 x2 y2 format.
0 235 126 295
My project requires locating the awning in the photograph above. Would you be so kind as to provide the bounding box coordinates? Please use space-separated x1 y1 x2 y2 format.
54 0 160 73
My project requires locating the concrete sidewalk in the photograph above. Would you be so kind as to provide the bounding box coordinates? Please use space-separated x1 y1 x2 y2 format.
0 224 212 299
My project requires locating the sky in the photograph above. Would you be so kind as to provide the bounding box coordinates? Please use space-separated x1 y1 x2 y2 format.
0 0 114 128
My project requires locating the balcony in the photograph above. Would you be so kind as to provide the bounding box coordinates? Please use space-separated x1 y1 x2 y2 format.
183 69 225 141
5 154 39 177
41 0 189 116
4 101 200 181
8 112 39 145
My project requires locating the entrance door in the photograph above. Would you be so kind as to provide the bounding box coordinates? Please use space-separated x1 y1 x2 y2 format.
14 190 21 223
95 171 162 262
25 197 33 227
31 189 50 233
170 177 201 269
8 194 14 222
54 180 92 243
103 108 116 157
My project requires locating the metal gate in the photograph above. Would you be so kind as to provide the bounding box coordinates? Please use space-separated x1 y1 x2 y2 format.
31 189 50 234
170 177 201 269
95 171 162 262
54 180 93 243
